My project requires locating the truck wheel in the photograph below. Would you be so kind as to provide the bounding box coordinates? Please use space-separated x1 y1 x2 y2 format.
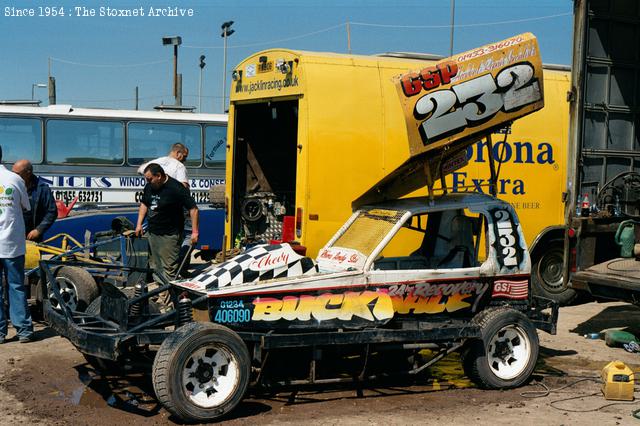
531 241 576 305
462 307 539 389
152 322 250 423
49 266 99 312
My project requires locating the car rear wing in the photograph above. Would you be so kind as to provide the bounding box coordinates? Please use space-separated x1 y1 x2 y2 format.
354 33 545 208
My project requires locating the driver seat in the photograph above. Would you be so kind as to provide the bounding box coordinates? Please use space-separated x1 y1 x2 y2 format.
437 214 477 268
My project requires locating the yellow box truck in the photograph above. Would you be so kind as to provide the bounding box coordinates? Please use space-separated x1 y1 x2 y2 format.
225 38 571 302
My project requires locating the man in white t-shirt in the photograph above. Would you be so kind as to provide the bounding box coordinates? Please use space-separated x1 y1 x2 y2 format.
137 143 189 188
0 146 34 343
137 142 193 277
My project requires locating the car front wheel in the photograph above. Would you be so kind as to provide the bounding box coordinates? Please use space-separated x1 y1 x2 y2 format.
152 322 250 423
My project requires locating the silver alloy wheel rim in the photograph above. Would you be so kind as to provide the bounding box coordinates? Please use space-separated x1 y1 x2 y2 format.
182 344 240 408
49 278 78 311
487 324 531 380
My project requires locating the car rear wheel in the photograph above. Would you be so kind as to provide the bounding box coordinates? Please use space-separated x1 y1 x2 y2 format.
462 307 539 389
152 322 250 423
49 266 99 312
82 288 160 374
83 294 122 373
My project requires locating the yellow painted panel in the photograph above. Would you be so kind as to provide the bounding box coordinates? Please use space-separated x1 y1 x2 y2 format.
230 50 303 101
227 39 569 257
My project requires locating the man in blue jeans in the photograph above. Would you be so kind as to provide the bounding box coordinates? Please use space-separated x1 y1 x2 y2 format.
0 147 34 343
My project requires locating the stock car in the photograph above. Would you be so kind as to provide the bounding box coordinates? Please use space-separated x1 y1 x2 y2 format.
44 193 557 423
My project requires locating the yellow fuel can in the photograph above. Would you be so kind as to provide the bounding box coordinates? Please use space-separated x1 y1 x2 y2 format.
602 360 634 401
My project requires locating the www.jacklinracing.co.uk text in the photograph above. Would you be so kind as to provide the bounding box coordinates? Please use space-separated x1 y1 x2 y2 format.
236 77 299 94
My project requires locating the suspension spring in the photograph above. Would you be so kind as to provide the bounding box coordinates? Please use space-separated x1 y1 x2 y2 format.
178 296 193 326
129 283 147 316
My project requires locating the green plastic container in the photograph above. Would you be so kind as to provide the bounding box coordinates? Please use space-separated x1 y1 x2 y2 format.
604 330 637 347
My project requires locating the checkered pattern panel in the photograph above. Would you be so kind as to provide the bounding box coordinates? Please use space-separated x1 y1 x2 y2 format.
195 244 318 290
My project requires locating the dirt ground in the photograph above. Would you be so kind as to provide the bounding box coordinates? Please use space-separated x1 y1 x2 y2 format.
2 301 640 425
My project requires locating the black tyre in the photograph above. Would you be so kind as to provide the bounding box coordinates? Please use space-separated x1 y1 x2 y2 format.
152 322 250 423
196 249 217 263
49 266 99 312
462 307 539 389
83 291 159 374
531 240 576 305
85 292 161 317
30 276 45 321
86 296 101 316
83 295 121 373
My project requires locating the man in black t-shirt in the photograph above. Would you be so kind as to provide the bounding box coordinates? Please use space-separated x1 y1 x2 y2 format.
135 163 199 281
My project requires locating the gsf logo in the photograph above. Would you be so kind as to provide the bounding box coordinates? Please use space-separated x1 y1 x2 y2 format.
494 282 511 292
407 62 541 143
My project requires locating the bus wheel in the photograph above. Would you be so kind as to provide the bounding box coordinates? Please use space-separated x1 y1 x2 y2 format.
152 322 250 423
462 307 539 389
531 240 576 305
49 266 99 312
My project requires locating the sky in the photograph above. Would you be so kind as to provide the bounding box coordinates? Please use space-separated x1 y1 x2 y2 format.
0 0 574 113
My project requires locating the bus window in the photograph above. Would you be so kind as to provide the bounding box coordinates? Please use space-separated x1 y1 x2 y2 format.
127 122 201 167
0 117 42 163
47 119 124 165
205 125 226 167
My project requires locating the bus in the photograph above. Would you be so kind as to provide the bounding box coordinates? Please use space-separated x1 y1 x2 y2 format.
225 45 573 303
0 104 228 254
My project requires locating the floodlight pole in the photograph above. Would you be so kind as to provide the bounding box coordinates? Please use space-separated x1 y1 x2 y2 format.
173 44 178 100
221 21 235 113
162 36 182 105
199 55 206 112
449 0 455 56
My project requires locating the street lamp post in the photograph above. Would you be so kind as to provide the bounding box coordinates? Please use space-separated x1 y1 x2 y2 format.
199 55 206 112
449 0 456 56
31 83 47 101
162 36 182 105
221 21 235 112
